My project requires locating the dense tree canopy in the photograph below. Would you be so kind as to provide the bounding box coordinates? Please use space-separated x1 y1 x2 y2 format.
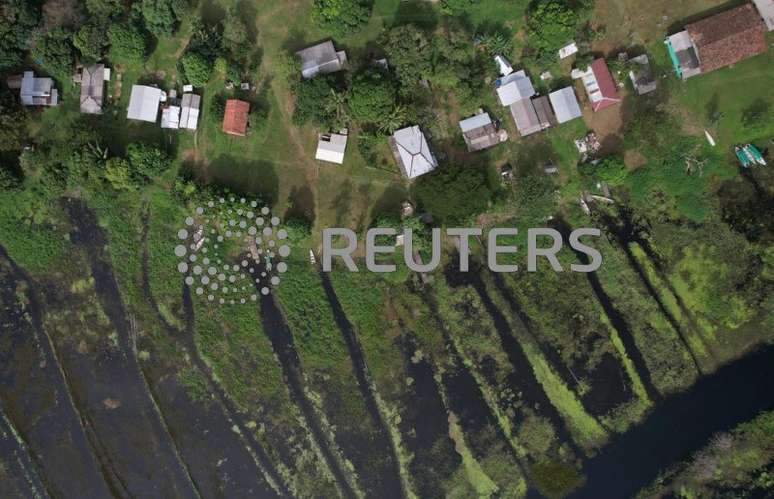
526 0 586 63
181 52 212 87
292 75 342 127
107 23 147 62
0 90 28 153
312 0 371 36
381 25 433 90
0 0 40 71
84 0 126 20
73 22 109 62
31 27 75 78
139 0 186 37
413 163 495 224
347 69 397 125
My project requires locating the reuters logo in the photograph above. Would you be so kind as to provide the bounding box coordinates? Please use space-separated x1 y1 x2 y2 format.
174 196 290 305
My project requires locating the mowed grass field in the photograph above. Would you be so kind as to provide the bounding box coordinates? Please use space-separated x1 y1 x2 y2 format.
105 0 771 252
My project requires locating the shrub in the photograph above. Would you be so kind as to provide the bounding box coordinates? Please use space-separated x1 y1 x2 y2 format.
0 0 40 71
312 0 371 36
74 22 109 62
526 0 582 64
382 24 433 90
413 163 494 224
139 0 187 37
347 69 397 125
126 143 171 180
292 76 340 126
108 24 147 63
31 28 75 79
181 52 212 87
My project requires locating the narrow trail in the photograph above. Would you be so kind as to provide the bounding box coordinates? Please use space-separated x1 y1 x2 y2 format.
64 198 202 499
317 271 408 499
552 220 661 402
252 272 360 499
0 245 129 498
445 266 586 458
596 211 705 376
0 404 51 499
139 207 289 497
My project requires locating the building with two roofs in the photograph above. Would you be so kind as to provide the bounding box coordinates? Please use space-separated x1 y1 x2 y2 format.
127 85 162 122
161 106 181 129
574 59 622 112
548 87 583 124
73 64 109 114
315 132 348 164
458 111 507 152
6 71 58 106
179 93 201 130
222 99 250 136
389 126 438 179
496 70 536 107
296 40 348 79
666 3 767 80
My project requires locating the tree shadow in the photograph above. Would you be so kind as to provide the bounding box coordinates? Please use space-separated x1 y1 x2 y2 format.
206 155 280 207
235 0 259 44
285 185 316 227
329 178 354 227
391 0 438 30
200 0 227 25
666 0 747 33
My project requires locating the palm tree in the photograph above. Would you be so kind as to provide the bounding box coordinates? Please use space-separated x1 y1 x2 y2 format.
325 88 349 128
378 105 408 135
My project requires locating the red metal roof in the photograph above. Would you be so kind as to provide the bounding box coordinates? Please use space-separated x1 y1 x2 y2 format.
590 59 621 112
222 99 250 136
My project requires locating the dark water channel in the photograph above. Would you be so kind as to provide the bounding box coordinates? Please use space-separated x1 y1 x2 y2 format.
572 343 774 498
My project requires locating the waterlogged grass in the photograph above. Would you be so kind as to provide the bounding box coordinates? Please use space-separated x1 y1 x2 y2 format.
446 412 501 498
629 243 712 364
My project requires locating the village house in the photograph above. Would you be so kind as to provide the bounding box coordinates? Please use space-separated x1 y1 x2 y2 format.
510 98 543 137
73 64 109 114
6 71 58 106
548 87 583 124
127 85 162 122
222 99 250 136
628 55 658 95
315 131 348 164
753 0 774 30
531 96 557 129
495 70 536 106
179 93 201 131
458 111 507 152
666 3 767 80
389 126 438 179
574 59 622 112
161 105 181 129
296 40 348 79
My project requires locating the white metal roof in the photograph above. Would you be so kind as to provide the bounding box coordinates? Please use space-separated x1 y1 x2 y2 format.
296 41 346 79
179 93 201 130
549 87 582 124
496 70 535 106
459 112 493 133
392 126 437 179
559 42 579 59
127 85 161 122
315 133 348 164
161 106 181 129
493 55 513 76
753 0 774 30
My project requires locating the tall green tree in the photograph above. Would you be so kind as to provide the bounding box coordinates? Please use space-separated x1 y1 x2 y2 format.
312 0 371 36
181 52 212 87
0 0 40 71
73 22 109 62
382 24 433 90
31 27 75 78
347 69 397 125
107 23 147 62
139 0 187 37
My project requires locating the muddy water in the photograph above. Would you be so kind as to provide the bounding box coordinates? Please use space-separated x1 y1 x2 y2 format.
395 328 460 498
256 282 358 499
0 405 50 498
573 344 774 498
0 248 115 498
489 270 632 417
62 198 200 498
317 271 404 498
142 213 287 498
444 265 582 455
